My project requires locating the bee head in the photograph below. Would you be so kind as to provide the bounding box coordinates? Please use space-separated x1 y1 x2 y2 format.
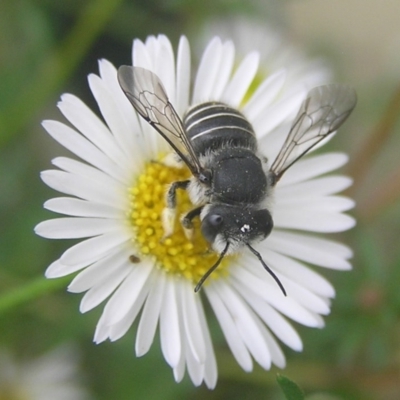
196 204 285 295
201 205 273 253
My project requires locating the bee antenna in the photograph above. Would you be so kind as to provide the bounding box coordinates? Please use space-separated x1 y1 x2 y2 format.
194 242 230 293
246 244 287 296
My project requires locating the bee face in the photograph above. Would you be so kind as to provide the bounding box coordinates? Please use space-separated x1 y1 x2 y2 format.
201 205 273 253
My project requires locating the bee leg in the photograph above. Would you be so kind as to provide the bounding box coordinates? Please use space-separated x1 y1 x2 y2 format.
181 206 203 240
162 180 190 237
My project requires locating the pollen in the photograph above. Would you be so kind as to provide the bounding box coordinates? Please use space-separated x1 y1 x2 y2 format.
128 159 231 285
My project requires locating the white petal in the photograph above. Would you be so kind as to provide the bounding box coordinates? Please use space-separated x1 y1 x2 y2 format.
173 351 186 384
67 246 133 293
145 35 158 59
44 197 123 219
206 285 253 372
99 262 152 325
184 333 204 387
57 94 130 169
99 59 147 151
97 59 148 165
154 35 176 102
160 277 181 367
262 250 335 297
275 176 353 201
253 319 287 368
78 262 131 313
192 37 223 103
273 209 355 233
60 230 131 266
45 259 89 278
278 153 349 186
242 69 286 120
88 74 139 162
140 35 175 101
40 170 127 210
279 275 331 315
231 265 323 327
265 231 352 270
93 311 110 343
258 121 290 160
253 89 305 136
175 36 191 115
180 281 206 363
273 196 355 214
221 51 259 107
238 284 303 351
35 217 120 239
42 120 129 184
107 273 152 341
218 280 272 370
131 38 170 156
195 294 218 389
210 40 235 100
132 38 152 70
52 156 127 194
136 271 166 356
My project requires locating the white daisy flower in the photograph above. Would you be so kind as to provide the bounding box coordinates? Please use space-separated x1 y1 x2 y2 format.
0 346 90 400
35 34 355 389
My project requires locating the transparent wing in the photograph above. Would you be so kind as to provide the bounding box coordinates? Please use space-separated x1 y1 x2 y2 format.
118 65 203 176
269 84 357 184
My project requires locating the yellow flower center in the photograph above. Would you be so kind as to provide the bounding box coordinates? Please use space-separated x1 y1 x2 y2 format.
128 159 232 285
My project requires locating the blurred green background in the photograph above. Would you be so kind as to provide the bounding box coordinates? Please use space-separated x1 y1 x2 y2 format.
1 0 400 399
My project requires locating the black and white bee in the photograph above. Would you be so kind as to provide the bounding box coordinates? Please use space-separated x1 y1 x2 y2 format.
118 65 357 294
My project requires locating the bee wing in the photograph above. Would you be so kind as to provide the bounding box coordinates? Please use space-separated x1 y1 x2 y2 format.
118 65 203 176
269 84 357 184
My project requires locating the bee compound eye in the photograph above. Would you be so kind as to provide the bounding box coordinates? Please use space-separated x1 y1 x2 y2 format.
201 213 224 243
209 214 223 226
199 170 212 184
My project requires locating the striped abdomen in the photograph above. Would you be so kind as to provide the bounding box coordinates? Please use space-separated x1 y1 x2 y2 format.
183 102 257 155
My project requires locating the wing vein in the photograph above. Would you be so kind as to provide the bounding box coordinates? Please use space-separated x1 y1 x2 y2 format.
270 84 357 183
118 65 203 175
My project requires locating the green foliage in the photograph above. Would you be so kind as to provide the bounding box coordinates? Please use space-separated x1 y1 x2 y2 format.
277 374 305 400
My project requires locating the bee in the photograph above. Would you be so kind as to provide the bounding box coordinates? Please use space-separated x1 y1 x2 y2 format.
118 65 357 294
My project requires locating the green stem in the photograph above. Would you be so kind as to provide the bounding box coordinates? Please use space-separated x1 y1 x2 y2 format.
0 276 71 315
0 0 124 146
